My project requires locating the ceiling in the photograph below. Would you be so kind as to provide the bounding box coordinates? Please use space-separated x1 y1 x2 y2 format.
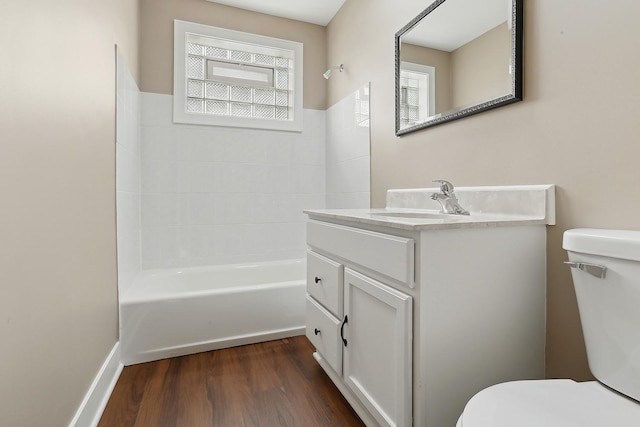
205 0 508 50
401 0 510 52
205 0 346 26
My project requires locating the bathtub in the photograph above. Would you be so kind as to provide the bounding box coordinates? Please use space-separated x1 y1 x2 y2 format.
120 259 306 365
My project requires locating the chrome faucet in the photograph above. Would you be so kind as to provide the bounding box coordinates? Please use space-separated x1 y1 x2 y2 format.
430 179 470 215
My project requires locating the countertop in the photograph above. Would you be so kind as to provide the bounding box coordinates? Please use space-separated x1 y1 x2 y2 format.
304 208 550 231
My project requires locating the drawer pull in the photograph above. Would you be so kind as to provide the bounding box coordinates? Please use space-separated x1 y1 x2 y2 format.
340 315 348 347
314 276 322 284
314 328 321 336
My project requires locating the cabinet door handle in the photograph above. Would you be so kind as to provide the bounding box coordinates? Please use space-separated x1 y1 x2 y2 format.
340 315 348 347
314 328 321 336
314 276 321 284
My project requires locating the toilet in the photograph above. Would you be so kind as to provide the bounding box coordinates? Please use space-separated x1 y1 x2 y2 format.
457 228 640 426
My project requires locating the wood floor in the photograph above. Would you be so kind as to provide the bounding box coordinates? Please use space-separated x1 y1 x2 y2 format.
99 336 365 427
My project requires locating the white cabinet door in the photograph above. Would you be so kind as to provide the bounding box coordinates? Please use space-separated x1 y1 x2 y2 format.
342 268 413 427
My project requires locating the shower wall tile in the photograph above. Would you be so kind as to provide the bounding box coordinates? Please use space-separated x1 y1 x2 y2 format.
115 48 141 297
116 191 140 282
140 126 177 161
325 84 371 209
264 139 293 165
290 164 325 194
139 92 326 269
326 192 371 210
116 144 139 194
140 193 184 227
176 128 225 161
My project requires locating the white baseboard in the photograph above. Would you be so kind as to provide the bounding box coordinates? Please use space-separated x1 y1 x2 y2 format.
68 342 123 427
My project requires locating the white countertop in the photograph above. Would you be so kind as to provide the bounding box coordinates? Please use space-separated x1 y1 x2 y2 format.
306 185 555 231
304 208 550 231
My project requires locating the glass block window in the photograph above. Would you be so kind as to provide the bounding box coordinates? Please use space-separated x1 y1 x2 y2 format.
399 62 435 129
174 20 303 132
399 75 423 128
186 41 293 120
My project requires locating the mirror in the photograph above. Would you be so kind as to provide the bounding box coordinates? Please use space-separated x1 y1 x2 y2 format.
395 0 522 135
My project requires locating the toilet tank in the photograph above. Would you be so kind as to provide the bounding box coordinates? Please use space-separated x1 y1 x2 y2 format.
563 228 640 402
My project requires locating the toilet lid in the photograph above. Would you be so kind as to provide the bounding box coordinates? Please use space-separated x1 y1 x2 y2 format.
459 380 640 427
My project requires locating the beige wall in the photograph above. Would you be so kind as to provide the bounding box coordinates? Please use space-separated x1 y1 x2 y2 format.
139 0 326 110
400 43 452 113
0 0 138 426
328 0 640 381
451 22 511 108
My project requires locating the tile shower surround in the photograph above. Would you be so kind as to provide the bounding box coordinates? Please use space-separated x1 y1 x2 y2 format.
117 86 370 272
116 50 141 297
140 93 326 269
325 84 371 209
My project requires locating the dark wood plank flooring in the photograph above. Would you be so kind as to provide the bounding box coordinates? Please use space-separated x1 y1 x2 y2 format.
99 336 365 427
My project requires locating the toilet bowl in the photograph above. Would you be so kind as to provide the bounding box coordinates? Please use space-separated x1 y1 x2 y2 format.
456 380 640 426
457 229 640 426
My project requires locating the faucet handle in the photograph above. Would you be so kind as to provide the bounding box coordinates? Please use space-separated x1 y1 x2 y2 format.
432 179 455 195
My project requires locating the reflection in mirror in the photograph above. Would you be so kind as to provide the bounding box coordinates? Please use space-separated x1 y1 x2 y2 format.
395 0 522 135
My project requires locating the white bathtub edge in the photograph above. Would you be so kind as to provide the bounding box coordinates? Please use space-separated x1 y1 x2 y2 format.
121 280 304 305
123 326 306 366
68 342 123 427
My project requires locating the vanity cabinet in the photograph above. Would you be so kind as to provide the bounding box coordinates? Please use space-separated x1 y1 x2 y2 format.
304 215 548 427
305 222 414 427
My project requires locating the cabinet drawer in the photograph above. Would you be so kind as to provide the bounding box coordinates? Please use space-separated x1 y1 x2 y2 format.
306 295 343 376
307 251 343 318
307 220 415 287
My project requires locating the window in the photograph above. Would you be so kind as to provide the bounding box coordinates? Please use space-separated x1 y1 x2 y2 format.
174 20 303 132
399 62 435 128
355 85 370 128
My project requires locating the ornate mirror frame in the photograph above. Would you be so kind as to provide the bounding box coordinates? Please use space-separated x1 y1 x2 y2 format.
395 0 523 135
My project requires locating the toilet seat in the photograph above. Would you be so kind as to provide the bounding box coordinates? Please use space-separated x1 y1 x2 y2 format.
458 379 640 427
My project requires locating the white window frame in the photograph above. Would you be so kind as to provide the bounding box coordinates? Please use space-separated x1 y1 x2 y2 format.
173 20 303 132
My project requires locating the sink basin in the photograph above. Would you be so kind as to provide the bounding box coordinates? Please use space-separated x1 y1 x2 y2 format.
371 211 455 220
